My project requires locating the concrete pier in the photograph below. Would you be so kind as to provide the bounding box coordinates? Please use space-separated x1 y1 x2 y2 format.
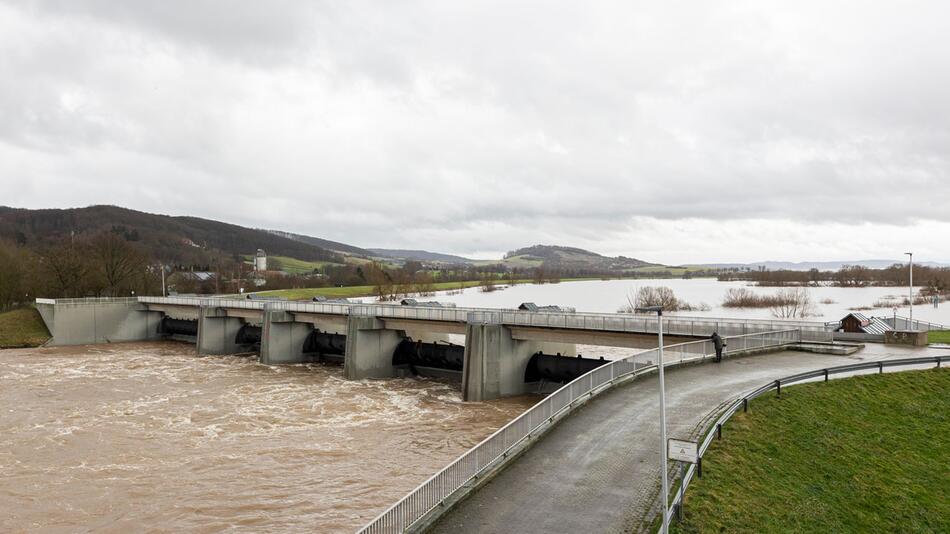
343 316 406 379
260 310 313 364
462 322 545 401
196 306 245 355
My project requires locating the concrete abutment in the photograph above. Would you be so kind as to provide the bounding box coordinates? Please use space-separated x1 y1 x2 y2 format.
35 300 163 345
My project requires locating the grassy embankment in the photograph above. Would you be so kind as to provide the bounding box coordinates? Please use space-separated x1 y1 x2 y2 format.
0 308 51 348
928 330 950 344
670 368 949 534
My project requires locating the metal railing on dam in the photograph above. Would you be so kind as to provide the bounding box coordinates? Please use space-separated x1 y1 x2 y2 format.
663 354 950 531
356 329 802 534
35 297 140 306
132 296 834 340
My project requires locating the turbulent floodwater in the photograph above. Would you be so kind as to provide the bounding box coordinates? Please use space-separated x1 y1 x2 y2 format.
0 342 537 533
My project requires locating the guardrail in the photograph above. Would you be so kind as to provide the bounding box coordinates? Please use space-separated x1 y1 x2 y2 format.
884 315 947 332
34 297 140 305
357 329 800 534
663 355 950 530
133 296 832 341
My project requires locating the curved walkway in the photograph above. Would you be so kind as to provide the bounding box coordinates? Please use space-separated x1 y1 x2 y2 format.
429 344 947 534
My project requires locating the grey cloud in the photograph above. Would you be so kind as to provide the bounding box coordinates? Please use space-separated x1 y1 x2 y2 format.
1 1 949 261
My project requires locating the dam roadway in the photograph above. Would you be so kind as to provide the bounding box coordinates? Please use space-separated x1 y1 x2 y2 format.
425 343 945 534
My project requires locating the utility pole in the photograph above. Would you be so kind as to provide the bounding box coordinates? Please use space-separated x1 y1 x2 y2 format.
905 252 913 325
637 305 669 534
160 264 166 297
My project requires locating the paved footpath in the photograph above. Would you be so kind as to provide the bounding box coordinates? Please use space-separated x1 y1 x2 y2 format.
429 344 948 534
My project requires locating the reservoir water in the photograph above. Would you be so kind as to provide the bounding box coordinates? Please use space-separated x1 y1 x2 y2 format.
407 278 950 326
0 342 535 533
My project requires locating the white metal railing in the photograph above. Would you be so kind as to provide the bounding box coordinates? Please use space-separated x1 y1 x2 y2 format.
884 315 948 332
54 296 831 341
33 297 140 305
135 297 831 339
37 296 835 343
357 329 800 534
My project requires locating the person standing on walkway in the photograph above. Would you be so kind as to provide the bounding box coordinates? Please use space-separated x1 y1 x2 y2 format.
711 332 726 362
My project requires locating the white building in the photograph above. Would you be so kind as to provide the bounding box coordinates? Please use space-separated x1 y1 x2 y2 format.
254 249 267 271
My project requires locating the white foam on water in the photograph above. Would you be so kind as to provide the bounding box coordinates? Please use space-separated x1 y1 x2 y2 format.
0 341 535 532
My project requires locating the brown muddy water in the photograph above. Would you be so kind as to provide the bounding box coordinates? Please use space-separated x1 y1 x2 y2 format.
0 342 537 533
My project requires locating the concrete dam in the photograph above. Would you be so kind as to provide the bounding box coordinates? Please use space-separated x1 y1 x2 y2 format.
34 296 835 401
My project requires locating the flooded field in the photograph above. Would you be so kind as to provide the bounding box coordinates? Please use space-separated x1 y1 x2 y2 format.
0 342 536 533
401 278 950 325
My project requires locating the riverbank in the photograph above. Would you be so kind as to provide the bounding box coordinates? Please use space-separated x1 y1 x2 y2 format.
671 367 950 533
0 308 51 348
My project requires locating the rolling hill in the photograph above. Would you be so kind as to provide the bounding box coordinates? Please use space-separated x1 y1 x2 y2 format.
0 205 345 266
368 249 473 263
267 230 374 257
499 245 655 271
0 206 668 276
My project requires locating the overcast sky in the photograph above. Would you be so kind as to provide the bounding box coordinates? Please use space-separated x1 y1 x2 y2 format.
2 1 948 264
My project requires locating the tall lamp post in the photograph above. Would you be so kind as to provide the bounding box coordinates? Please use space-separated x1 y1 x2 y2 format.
637 305 669 534
905 252 913 325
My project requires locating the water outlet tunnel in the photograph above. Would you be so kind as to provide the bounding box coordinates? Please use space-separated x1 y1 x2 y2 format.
160 317 607 384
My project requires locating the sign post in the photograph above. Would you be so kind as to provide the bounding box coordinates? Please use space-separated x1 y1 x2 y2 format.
668 438 698 522
636 306 669 533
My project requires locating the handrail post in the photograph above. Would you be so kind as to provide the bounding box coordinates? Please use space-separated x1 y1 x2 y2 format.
716 423 722 440
742 398 748 412
775 380 781 397
824 369 829 382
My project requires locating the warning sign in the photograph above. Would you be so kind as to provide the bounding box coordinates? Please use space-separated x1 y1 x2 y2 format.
668 438 698 463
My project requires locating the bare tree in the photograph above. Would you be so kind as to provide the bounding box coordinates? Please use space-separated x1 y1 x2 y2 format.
43 240 91 298
619 286 708 312
0 241 25 309
90 233 146 297
769 287 816 318
480 273 497 292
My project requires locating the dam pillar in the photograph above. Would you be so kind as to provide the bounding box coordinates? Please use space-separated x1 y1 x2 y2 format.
343 315 405 379
462 322 543 402
35 298 163 346
260 310 313 364
196 306 244 355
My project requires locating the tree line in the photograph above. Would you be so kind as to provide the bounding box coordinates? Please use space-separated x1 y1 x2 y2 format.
718 264 950 293
0 232 161 310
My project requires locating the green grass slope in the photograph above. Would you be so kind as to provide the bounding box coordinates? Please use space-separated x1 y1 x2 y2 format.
672 368 950 534
928 330 950 344
0 308 51 348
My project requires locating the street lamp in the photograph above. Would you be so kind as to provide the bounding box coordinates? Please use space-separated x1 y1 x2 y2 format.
905 252 913 325
637 305 669 534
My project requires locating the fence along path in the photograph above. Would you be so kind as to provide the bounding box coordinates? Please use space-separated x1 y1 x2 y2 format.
131 296 832 339
357 329 800 533
663 354 950 529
